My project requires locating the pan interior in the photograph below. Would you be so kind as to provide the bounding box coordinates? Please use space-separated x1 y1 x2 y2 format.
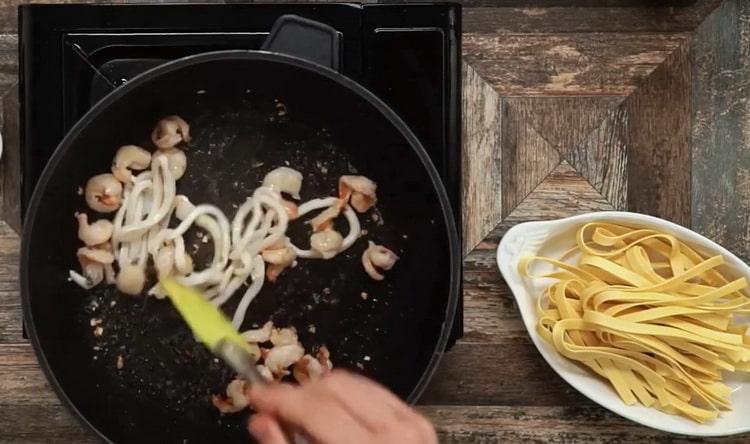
24 54 453 443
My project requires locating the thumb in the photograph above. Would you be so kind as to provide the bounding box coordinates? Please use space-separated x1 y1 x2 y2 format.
248 413 289 444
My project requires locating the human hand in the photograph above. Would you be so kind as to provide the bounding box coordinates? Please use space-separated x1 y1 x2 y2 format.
246 370 437 444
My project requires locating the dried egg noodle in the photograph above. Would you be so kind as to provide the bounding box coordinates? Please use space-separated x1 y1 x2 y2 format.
519 222 750 423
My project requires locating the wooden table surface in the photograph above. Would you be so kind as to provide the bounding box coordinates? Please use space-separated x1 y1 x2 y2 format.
2 0 750 442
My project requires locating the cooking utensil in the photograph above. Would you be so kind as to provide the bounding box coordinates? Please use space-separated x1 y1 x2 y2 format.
21 14 460 443
161 278 307 444
497 211 750 436
160 278 263 381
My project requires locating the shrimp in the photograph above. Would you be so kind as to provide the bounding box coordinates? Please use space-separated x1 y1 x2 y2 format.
69 266 103 290
262 238 296 282
281 199 299 220
152 147 187 180
154 244 175 278
256 364 274 382
293 355 324 383
310 229 343 259
76 213 114 246
241 321 273 343
361 241 399 281
270 326 298 347
262 166 303 199
339 175 377 213
261 243 296 266
85 174 123 213
77 246 115 265
70 245 114 289
151 115 190 149
292 202 360 260
211 378 249 414
116 263 146 296
293 346 333 383
309 200 342 232
111 145 151 182
265 343 304 376
317 345 333 370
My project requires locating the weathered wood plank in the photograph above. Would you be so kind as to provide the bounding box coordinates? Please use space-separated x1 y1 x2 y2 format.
463 245 526 343
0 344 58 405
0 33 16 94
501 102 559 217
422 405 750 444
507 97 623 151
0 220 22 343
0 220 20 281
462 63 503 256
0 404 93 443
462 1 722 34
423 340 590 406
462 162 615 342
0 34 17 224
464 34 687 96
2 85 20 233
504 161 615 221
624 41 692 226
505 97 629 209
0 302 23 342
569 106 629 210
690 0 750 261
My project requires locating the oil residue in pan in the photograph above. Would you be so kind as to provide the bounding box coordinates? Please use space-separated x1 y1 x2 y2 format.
76 93 405 443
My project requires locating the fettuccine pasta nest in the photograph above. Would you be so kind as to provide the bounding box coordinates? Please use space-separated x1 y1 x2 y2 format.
520 222 750 423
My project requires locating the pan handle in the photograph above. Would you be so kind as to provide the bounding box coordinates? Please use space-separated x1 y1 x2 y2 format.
261 15 342 72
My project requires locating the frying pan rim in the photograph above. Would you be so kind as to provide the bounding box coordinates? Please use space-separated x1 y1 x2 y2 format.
21 49 460 442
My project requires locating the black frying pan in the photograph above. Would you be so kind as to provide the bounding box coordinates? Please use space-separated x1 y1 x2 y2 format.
21 16 460 443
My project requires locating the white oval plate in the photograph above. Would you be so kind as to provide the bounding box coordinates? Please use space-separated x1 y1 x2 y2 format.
496 211 750 436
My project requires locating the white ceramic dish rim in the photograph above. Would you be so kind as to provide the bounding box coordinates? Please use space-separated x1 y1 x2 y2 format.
496 211 750 437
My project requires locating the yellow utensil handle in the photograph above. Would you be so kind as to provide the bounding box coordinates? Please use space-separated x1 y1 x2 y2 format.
215 339 268 386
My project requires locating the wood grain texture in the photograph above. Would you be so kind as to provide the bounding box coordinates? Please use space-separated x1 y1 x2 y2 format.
462 1 723 33
1 405 93 443
0 344 58 405
0 304 23 343
0 33 16 93
690 0 750 261
505 96 629 209
507 97 623 150
0 221 21 343
422 405 748 444
500 103 559 217
463 33 686 96
462 162 615 343
506 161 615 221
463 242 525 343
421 340 588 406
624 41 692 226
569 106 629 210
462 63 503 256
2 85 20 233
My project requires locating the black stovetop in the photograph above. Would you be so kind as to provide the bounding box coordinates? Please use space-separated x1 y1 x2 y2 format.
19 2 462 343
